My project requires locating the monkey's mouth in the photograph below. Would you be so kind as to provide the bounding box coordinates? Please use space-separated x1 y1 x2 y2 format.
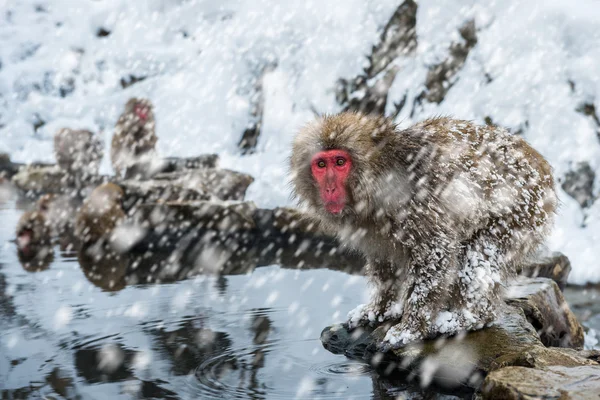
134 105 149 120
324 201 345 215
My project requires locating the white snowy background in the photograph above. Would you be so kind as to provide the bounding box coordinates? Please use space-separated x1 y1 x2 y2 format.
1 0 600 283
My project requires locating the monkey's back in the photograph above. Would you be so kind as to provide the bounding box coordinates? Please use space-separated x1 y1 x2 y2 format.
54 129 103 175
110 116 157 174
406 117 557 258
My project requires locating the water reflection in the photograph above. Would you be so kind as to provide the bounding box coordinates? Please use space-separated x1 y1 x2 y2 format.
1 198 472 399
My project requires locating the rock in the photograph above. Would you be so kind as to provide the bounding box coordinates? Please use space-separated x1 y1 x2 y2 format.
480 365 600 399
336 0 417 116
505 278 584 348
117 201 364 282
133 200 258 234
12 165 83 195
366 0 418 77
419 19 478 105
321 278 591 389
518 252 571 291
11 164 106 196
126 155 220 179
158 155 219 171
150 168 254 201
561 161 595 208
0 153 20 179
238 64 275 154
119 179 211 212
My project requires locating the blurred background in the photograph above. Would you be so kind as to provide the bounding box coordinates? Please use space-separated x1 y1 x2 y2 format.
1 1 600 398
1 0 600 281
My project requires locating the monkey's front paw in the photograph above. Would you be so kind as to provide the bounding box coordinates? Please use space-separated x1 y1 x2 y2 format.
347 303 381 329
379 323 422 351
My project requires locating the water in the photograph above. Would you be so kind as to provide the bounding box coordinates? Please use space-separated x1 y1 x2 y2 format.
3 196 595 399
0 199 467 399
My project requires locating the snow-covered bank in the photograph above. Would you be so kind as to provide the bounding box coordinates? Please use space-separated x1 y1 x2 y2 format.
1 0 599 283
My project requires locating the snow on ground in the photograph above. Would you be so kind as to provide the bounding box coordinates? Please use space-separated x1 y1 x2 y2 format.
1 0 600 283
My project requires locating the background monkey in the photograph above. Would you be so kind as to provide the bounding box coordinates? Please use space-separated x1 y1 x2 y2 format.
75 183 125 246
111 98 158 179
290 112 557 348
54 128 103 184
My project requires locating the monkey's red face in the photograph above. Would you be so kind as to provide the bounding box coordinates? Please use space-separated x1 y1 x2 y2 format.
311 150 352 214
134 104 150 121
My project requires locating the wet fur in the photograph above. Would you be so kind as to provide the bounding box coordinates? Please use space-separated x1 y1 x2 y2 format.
291 112 557 347
111 98 158 178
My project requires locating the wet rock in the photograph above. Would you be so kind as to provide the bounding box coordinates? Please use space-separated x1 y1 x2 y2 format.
150 168 254 201
12 165 76 195
0 153 19 179
119 179 211 212
134 200 258 234
321 278 592 389
561 161 595 208
158 154 219 172
124 154 219 180
12 164 107 196
264 207 328 238
505 278 584 348
1 154 53 180
253 207 364 274
122 201 364 281
480 365 600 399
518 251 571 291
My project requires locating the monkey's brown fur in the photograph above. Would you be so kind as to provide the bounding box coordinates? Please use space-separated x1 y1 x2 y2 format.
291 112 557 347
15 195 55 271
75 183 125 245
111 98 157 178
54 128 103 182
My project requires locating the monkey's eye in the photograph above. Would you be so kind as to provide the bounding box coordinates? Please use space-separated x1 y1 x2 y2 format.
317 160 326 168
336 158 346 166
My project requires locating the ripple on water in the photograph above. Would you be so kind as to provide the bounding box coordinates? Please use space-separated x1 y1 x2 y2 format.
188 339 373 400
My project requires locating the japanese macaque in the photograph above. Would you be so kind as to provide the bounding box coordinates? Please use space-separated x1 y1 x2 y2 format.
54 128 103 183
15 194 55 271
77 248 127 292
75 183 125 246
111 98 158 178
290 112 557 349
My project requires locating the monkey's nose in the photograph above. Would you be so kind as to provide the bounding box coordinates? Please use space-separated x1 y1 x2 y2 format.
326 187 336 194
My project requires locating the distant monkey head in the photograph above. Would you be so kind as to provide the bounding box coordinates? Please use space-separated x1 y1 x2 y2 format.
125 98 153 123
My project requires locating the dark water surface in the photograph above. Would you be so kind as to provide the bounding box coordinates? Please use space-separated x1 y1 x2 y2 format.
0 200 467 399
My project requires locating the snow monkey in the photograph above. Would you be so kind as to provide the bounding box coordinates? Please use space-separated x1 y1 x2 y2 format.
54 128 103 182
290 112 557 349
111 98 158 178
75 183 125 246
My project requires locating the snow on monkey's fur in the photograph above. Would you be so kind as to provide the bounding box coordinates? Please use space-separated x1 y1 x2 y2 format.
291 112 557 348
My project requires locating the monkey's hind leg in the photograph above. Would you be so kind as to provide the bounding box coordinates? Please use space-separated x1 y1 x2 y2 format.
458 233 507 331
347 259 407 329
382 235 462 349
